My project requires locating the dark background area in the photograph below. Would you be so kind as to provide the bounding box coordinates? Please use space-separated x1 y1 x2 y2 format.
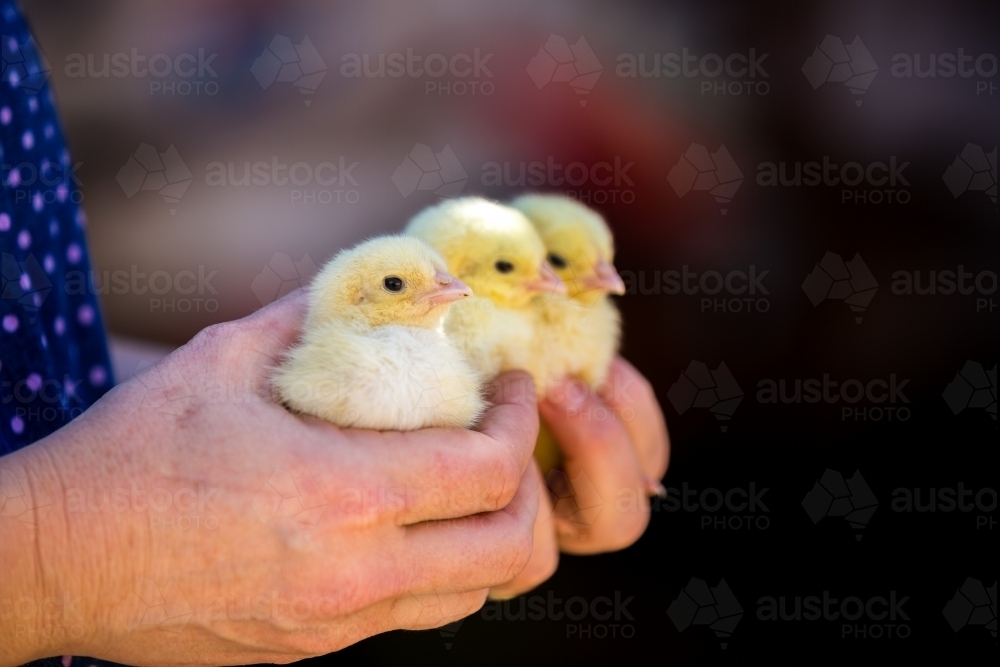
23 0 997 663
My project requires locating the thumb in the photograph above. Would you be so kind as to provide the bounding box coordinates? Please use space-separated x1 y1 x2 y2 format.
240 287 310 357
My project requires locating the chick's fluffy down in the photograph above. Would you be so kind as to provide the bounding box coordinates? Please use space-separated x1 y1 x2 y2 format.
534 295 621 390
273 323 486 431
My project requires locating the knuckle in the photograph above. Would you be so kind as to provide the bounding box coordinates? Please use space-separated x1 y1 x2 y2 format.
484 449 521 512
499 531 534 582
189 321 245 359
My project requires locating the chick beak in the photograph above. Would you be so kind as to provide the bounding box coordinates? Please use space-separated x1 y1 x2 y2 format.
525 261 568 295
419 270 472 307
583 258 626 295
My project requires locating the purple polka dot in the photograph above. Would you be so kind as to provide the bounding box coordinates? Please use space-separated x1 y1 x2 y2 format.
0 213 9 231
11 416 24 434
89 366 107 387
66 243 81 264
54 316 65 335
44 255 54 272
28 97 37 112
78 304 95 326
22 131 34 150
2 314 17 333
19 272 30 290
32 192 43 212
44 124 54 139
49 220 58 236
7 167 20 187
17 229 30 248
57 183 68 202
8 70 20 87
26 373 42 392
0 107 10 125
64 378 76 397
40 333 48 349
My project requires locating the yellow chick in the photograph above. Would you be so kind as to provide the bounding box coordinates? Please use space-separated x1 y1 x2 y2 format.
404 197 567 394
511 194 627 474
272 235 486 430
511 194 625 387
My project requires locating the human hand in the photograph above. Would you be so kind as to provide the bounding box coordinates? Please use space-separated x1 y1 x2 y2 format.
0 289 541 666
489 357 669 598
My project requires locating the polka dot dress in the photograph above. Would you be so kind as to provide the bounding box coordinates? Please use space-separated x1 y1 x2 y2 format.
4 14 119 667
0 0 112 458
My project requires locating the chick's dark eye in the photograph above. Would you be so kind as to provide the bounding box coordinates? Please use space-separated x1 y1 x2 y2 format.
494 260 514 274
383 276 404 292
547 253 567 269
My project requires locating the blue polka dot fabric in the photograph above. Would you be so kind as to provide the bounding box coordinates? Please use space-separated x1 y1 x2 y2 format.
0 0 112 457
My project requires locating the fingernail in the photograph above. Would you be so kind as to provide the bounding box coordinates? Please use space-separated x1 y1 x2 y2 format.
646 480 667 498
549 378 589 412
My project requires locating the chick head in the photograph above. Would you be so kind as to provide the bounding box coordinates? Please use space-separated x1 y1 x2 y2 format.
511 194 626 306
405 197 567 309
307 235 471 330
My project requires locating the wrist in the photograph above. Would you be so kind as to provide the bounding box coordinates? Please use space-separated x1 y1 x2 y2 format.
0 403 137 664
0 441 75 664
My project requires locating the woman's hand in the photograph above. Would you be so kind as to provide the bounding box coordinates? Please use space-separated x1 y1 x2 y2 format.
0 289 542 666
490 357 670 599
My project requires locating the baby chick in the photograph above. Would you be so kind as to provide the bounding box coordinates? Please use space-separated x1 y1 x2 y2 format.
511 194 627 474
511 194 625 388
404 197 567 393
272 235 486 431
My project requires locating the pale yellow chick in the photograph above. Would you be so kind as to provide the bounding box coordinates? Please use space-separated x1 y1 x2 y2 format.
511 195 627 475
272 235 486 430
511 194 626 389
404 197 567 395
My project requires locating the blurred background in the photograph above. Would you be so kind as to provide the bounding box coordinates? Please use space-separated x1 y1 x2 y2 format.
23 0 996 663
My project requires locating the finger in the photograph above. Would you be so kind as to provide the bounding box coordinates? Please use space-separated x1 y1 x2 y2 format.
238 286 311 358
333 371 538 525
391 462 539 593
539 378 649 554
488 460 558 600
476 370 539 473
601 357 670 488
181 287 310 388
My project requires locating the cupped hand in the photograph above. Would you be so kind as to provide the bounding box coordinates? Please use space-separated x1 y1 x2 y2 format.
0 289 541 666
489 357 670 599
